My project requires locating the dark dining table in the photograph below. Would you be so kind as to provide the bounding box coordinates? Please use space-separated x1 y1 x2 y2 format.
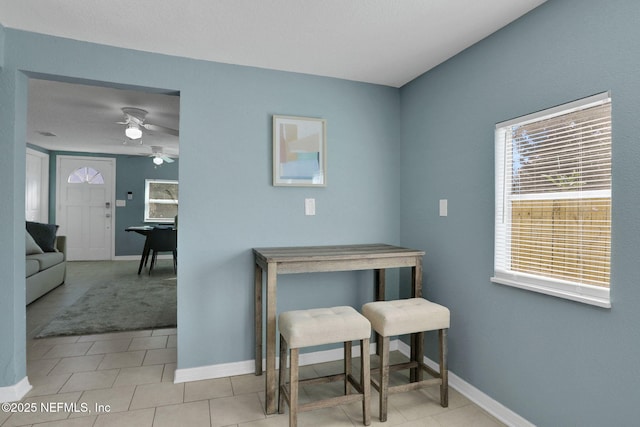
126 226 174 274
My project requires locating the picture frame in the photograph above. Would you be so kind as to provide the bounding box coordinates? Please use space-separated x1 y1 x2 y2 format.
273 115 326 187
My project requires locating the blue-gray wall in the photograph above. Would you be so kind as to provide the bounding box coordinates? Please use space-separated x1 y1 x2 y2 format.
114 155 179 256
0 23 29 392
0 25 400 394
400 0 640 425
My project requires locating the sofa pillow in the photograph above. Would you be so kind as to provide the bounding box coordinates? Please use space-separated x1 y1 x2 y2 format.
26 230 44 255
26 221 59 252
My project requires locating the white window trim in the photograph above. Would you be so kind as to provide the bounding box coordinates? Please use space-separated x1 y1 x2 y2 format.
496 92 611 128
492 92 611 308
491 274 610 308
144 179 178 223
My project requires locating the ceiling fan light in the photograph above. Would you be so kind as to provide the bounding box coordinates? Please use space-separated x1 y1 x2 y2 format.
153 156 163 165
125 123 142 140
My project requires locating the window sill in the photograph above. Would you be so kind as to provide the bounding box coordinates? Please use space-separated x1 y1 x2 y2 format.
490 276 611 309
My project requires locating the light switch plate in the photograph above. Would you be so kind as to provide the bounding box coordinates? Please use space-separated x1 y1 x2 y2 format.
439 199 448 217
305 198 316 216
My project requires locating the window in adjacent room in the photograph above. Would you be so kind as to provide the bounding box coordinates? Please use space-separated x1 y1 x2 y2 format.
144 179 178 223
492 92 612 308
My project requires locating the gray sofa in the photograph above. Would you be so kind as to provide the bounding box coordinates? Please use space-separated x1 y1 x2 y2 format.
26 235 67 305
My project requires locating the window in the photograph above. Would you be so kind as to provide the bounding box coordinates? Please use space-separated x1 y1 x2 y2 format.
492 92 612 307
67 167 104 184
144 179 178 223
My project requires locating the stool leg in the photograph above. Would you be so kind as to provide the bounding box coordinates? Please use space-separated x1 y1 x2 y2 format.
379 335 390 422
278 335 287 414
408 331 425 382
344 341 352 395
361 338 371 426
289 347 299 427
439 329 449 408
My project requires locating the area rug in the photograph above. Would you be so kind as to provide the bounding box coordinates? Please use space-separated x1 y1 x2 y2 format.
36 277 176 338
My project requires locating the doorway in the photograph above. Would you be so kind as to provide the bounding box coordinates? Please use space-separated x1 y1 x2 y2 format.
26 77 180 340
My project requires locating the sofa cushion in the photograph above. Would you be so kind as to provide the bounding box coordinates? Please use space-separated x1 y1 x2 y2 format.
26 230 44 255
26 259 40 277
26 221 59 252
27 252 65 271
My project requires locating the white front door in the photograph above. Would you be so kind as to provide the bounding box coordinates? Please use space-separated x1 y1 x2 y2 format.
56 156 115 261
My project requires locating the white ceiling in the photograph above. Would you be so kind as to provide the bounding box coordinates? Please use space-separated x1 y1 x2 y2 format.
27 79 181 157
0 0 546 156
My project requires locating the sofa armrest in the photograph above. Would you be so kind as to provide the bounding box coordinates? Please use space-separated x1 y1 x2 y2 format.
55 235 67 259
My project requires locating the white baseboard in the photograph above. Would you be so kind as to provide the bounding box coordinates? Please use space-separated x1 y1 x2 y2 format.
113 255 174 261
175 340 532 426
113 255 140 261
174 341 392 384
174 359 256 383
0 377 32 403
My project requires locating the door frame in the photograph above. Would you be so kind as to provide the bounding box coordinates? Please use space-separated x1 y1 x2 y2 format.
55 155 117 260
26 147 50 223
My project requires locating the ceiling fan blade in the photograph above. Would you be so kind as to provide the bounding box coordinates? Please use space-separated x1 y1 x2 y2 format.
121 107 147 123
160 154 175 163
128 115 145 126
142 123 179 137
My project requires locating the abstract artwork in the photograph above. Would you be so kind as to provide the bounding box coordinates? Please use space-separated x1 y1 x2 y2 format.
273 115 326 186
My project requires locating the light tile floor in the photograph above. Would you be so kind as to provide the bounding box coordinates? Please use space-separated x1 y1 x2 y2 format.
3 261 506 427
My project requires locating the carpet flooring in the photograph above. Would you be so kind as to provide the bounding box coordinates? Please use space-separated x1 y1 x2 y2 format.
36 276 176 338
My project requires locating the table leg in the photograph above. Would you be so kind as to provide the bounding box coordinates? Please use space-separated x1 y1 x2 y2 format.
410 259 423 381
265 264 278 415
254 264 263 376
412 257 423 298
375 269 386 301
137 238 150 275
374 269 386 356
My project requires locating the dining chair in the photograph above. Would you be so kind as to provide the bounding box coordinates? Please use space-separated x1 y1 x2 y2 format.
147 227 177 275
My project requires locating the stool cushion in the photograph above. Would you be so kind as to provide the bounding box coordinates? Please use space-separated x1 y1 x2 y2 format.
279 306 371 348
362 298 450 337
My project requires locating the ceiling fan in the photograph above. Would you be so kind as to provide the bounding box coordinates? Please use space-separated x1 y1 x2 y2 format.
118 107 179 140
149 146 175 165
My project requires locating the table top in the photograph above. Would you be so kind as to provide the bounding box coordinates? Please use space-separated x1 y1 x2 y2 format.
126 226 155 232
253 243 424 263
126 225 175 232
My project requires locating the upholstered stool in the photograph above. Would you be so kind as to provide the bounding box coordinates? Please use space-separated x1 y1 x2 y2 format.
362 298 450 422
278 306 371 427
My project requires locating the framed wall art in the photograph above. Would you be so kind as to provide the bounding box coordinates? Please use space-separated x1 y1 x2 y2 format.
273 115 326 187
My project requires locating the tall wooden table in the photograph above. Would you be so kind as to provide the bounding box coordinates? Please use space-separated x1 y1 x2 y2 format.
253 243 425 415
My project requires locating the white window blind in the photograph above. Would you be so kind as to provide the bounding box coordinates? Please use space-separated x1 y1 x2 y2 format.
492 92 612 307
